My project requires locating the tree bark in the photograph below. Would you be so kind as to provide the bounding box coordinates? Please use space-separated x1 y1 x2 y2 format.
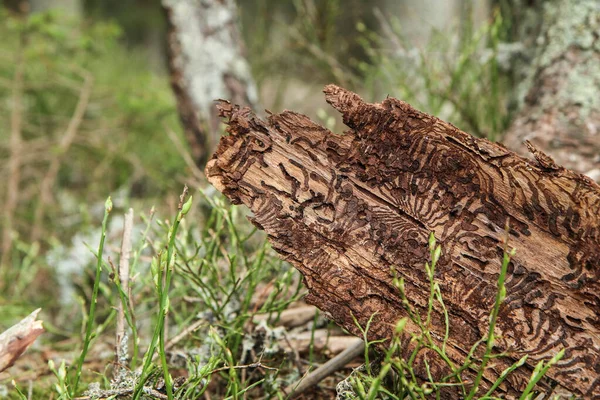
206 86 600 398
502 0 600 182
2 0 29 14
163 0 259 167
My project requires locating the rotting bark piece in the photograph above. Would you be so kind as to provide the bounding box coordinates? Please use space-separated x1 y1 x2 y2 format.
206 86 600 398
0 309 44 372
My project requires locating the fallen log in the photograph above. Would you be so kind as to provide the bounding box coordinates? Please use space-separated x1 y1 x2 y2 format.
206 85 600 398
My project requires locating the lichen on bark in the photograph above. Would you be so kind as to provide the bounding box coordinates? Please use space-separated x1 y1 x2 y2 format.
503 0 600 180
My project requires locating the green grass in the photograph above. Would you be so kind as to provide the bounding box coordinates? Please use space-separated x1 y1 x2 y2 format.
355 8 514 143
3 193 562 399
0 9 187 250
72 196 112 395
16 188 304 399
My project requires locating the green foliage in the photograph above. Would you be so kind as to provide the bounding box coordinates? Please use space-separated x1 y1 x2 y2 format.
72 197 112 395
24 199 557 399
0 4 568 399
239 0 375 93
241 2 515 141
0 10 185 245
83 0 167 47
48 359 70 399
134 190 191 400
357 9 513 141
14 191 303 399
168 192 303 397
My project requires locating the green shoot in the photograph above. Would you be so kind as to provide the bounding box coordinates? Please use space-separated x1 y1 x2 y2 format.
72 196 112 396
133 189 192 400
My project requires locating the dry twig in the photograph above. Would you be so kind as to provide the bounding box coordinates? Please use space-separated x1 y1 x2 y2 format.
116 208 134 365
253 305 318 329
285 340 365 398
1 32 25 270
164 123 205 185
30 71 94 242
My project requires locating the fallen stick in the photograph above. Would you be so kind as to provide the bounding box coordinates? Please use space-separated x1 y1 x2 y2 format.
285 339 365 398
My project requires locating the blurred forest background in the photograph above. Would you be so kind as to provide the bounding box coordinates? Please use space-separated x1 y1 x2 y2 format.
0 0 598 398
0 0 513 267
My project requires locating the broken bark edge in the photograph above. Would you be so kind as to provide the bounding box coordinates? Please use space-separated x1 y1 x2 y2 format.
0 308 44 372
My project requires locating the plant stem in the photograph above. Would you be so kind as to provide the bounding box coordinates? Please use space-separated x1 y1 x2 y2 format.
73 196 112 395
465 248 512 399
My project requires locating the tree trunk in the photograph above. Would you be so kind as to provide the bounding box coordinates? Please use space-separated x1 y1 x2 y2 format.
2 0 29 14
206 86 600 398
501 0 600 182
163 0 259 167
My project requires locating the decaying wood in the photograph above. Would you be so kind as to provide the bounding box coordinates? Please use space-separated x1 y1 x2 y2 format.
206 86 600 398
0 309 44 372
283 330 362 356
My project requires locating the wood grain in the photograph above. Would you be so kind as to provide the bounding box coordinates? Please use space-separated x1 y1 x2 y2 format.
206 85 600 398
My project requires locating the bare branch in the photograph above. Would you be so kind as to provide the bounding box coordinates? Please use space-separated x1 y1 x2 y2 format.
115 208 134 365
1 33 25 270
30 71 94 242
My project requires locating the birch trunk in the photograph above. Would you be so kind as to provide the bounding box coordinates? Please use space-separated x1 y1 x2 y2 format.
163 0 258 166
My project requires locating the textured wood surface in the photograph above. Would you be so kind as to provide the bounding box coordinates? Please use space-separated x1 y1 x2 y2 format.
0 309 43 372
206 85 600 398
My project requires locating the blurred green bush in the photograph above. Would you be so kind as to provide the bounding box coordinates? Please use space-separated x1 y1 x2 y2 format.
0 9 186 245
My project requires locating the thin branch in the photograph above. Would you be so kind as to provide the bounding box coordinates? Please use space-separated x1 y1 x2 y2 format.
1 32 25 270
288 28 354 88
164 123 205 183
116 208 134 365
285 340 365 398
164 319 204 351
30 71 93 242
373 7 405 54
210 361 278 374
